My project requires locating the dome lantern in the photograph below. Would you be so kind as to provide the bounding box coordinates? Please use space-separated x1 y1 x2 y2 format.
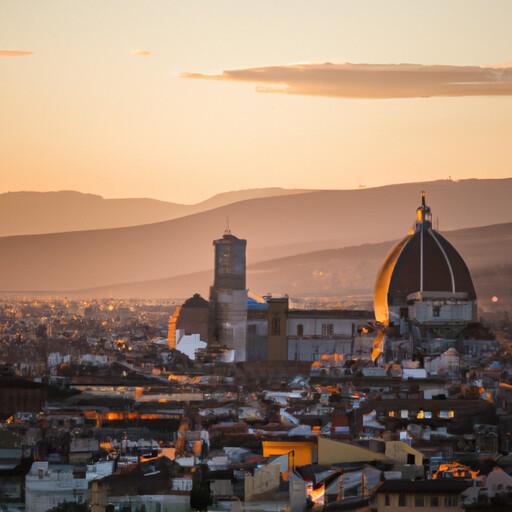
415 191 432 228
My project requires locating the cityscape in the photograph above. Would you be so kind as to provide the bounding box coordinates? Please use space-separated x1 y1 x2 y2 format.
2 2 512 512
1 193 511 512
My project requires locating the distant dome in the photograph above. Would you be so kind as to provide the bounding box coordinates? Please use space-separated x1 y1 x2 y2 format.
374 193 476 324
182 293 209 308
167 293 210 349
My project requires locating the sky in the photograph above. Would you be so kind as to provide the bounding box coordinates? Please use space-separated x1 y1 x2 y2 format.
1 0 512 203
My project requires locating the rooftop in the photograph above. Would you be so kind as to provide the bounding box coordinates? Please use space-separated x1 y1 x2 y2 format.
377 479 472 494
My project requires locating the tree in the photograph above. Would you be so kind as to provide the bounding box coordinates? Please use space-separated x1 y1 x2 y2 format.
190 464 211 511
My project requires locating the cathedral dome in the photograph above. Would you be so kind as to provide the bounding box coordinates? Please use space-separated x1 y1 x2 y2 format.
374 193 476 325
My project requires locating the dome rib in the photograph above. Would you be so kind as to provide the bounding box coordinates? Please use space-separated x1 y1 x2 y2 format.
428 228 455 293
431 231 477 300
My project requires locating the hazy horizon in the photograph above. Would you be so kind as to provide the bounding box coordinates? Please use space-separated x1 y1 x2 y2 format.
1 176 510 205
2 1 512 202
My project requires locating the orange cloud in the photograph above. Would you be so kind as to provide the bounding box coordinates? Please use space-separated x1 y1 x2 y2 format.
182 62 512 99
0 50 33 57
131 50 152 57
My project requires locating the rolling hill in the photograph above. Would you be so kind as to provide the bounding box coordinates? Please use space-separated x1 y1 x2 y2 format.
0 178 510 292
66 222 512 313
0 188 308 236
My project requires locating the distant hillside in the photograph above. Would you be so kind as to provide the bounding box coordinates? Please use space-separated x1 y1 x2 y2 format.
67 222 512 313
0 188 308 236
0 178 510 292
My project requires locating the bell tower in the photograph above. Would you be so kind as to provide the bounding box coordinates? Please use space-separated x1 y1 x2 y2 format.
209 230 248 361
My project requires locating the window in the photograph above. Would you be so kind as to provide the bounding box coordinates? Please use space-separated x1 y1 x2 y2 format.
445 496 458 507
385 494 391 506
430 496 439 507
271 317 281 336
439 410 455 419
297 324 304 337
322 323 334 337
407 453 416 465
414 495 424 507
398 493 406 507
433 305 441 317
218 247 232 274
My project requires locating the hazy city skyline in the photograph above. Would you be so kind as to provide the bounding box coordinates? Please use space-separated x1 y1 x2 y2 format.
2 0 512 202
1 5 511 512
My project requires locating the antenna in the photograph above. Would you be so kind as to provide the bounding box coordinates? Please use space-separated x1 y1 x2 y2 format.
224 216 231 235
421 190 426 208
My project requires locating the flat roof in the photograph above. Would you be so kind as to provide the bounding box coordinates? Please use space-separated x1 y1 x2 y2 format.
377 479 471 494
288 309 373 319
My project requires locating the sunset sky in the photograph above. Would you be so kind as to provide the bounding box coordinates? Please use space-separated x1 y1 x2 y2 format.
1 0 512 203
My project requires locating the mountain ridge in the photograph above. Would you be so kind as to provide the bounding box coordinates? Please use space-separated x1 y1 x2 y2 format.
1 223 512 311
0 178 510 292
69 220 512 291
0 187 309 237
1 178 508 237
5 222 511 313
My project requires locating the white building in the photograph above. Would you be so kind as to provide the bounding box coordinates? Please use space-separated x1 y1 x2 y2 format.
174 329 207 360
26 460 115 512
424 347 460 376
286 310 371 361
26 462 88 512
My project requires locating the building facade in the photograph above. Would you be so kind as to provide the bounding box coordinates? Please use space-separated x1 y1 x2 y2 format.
25 462 88 512
265 297 373 362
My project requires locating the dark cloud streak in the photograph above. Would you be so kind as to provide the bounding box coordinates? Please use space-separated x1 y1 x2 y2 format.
182 62 512 99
